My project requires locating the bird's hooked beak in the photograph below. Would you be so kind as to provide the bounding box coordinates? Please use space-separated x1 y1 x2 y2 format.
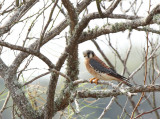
83 51 88 57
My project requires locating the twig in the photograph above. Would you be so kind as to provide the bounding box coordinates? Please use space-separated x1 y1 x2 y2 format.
23 68 71 87
119 97 129 119
0 92 10 113
56 3 67 17
0 0 38 36
122 33 132 75
106 33 130 75
22 71 50 87
130 31 149 119
129 43 160 79
38 0 59 49
107 34 124 64
134 106 160 119
98 97 116 119
17 56 34 80
115 99 131 118
0 88 6 95
96 0 104 18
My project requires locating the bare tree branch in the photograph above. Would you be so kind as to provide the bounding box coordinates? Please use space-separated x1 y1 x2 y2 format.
136 27 160 34
78 4 160 43
0 58 8 77
129 43 160 79
0 0 38 36
96 0 104 18
62 0 78 32
0 92 10 114
0 40 55 69
77 85 160 98
1 0 160 118
38 0 59 50
5 74 40 118
43 1 95 117
134 106 160 119
98 97 116 119
145 4 160 24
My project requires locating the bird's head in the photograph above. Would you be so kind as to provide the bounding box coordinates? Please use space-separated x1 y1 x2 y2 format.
83 50 95 59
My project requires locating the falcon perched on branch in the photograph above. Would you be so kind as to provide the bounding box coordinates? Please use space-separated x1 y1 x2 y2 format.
83 50 132 87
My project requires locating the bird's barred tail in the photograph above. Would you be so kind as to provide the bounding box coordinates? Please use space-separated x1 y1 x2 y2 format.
121 77 133 87
123 80 133 87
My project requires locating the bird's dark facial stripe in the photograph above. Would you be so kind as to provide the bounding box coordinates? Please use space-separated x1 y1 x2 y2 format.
83 50 95 58
87 50 94 58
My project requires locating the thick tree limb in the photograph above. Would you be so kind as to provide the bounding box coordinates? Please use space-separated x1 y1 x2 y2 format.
0 58 8 78
78 18 157 44
42 3 160 118
4 69 40 119
76 0 92 14
2 1 160 119
1 1 93 117
136 27 160 34
53 79 160 116
44 7 92 118
145 4 160 24
96 0 104 18
62 0 77 31
106 0 121 15
77 85 160 98
78 4 160 43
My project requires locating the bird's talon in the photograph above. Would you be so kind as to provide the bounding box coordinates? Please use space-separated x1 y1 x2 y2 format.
89 77 96 83
93 78 99 85
89 78 99 85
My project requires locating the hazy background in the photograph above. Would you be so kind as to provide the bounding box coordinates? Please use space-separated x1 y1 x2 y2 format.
0 0 160 118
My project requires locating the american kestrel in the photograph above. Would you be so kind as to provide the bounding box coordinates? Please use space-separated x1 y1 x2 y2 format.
83 50 132 87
